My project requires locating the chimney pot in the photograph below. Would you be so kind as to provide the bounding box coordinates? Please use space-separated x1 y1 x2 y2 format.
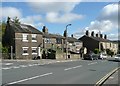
71 34 74 38
91 31 94 37
86 30 89 36
100 34 103 38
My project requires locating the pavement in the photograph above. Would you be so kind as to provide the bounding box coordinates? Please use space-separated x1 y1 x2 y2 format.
102 68 120 86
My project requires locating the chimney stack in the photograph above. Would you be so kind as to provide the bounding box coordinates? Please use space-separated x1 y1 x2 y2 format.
100 34 103 38
91 31 94 37
42 26 48 33
86 30 89 36
71 34 74 38
104 34 107 39
96 34 98 37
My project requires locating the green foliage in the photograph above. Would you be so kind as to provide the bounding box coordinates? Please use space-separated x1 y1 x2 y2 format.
0 21 6 36
13 17 20 24
94 48 100 54
106 49 114 56
2 46 8 53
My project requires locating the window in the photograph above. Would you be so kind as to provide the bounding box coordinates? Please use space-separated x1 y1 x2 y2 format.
56 38 62 44
45 38 51 43
32 47 37 55
32 34 37 42
22 34 28 42
22 47 29 55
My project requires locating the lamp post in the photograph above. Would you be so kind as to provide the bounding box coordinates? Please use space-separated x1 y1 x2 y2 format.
65 24 72 60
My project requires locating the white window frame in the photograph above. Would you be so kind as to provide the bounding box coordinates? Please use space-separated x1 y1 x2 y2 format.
22 34 28 42
22 47 29 55
32 34 37 42
32 47 37 55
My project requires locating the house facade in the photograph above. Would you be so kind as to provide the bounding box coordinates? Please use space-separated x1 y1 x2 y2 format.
5 18 43 59
67 35 83 54
79 30 118 54
42 26 65 51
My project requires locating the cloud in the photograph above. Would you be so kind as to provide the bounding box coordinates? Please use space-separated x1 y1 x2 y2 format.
108 33 119 40
27 2 84 23
74 3 118 40
0 7 22 19
20 15 42 24
88 3 118 32
27 2 80 13
20 15 42 28
85 20 114 33
46 12 84 23
98 3 118 25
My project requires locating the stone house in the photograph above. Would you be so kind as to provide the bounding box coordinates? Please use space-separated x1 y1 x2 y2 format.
42 26 65 51
4 18 43 59
67 35 83 54
79 30 118 54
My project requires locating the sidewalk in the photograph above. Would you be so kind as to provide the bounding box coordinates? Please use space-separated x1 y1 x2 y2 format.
103 69 120 85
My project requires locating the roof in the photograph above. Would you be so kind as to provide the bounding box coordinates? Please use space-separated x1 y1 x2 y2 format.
9 20 42 34
67 37 82 43
43 33 65 39
79 35 110 42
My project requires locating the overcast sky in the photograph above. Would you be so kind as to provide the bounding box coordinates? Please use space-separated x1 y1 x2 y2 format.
1 0 119 40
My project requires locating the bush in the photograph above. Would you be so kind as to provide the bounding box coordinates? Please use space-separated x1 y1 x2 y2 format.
106 49 114 56
94 48 100 54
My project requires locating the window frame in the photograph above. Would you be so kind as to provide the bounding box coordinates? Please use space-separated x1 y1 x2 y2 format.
31 34 37 42
22 34 28 42
22 47 29 55
32 47 37 55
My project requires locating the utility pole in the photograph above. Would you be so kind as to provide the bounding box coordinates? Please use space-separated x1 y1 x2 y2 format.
11 46 13 59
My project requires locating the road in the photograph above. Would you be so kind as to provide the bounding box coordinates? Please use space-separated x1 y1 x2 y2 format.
1 58 120 85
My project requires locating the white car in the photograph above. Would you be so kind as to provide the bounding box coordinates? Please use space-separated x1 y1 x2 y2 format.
99 54 107 59
114 54 120 61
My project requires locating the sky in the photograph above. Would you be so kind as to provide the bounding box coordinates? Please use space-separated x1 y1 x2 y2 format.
1 0 119 40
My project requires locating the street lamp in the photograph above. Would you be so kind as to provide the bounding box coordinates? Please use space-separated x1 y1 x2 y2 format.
65 24 72 60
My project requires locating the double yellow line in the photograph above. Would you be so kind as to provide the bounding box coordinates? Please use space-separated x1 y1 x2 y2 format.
95 67 120 86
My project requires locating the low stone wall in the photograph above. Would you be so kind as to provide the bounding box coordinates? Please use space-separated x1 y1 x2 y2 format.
56 53 81 60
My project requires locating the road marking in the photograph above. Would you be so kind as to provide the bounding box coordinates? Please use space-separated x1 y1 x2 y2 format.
73 65 82 69
19 65 27 68
5 63 13 65
88 62 97 65
95 67 120 86
2 67 11 70
13 66 20 69
6 72 53 85
64 65 82 71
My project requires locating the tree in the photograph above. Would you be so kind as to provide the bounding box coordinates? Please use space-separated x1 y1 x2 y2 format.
13 17 20 24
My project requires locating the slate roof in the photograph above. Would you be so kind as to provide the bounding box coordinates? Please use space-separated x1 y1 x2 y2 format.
67 37 82 43
43 33 65 39
79 35 110 42
9 20 42 34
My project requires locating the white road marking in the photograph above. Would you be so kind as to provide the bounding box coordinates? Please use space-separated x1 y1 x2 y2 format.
5 63 13 65
88 62 97 65
64 65 82 71
13 66 20 69
2 67 11 70
28 64 34 66
19 65 27 68
7 72 53 85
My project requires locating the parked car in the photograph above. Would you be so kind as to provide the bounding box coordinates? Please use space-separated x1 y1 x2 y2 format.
99 54 107 59
83 53 99 60
114 54 120 61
